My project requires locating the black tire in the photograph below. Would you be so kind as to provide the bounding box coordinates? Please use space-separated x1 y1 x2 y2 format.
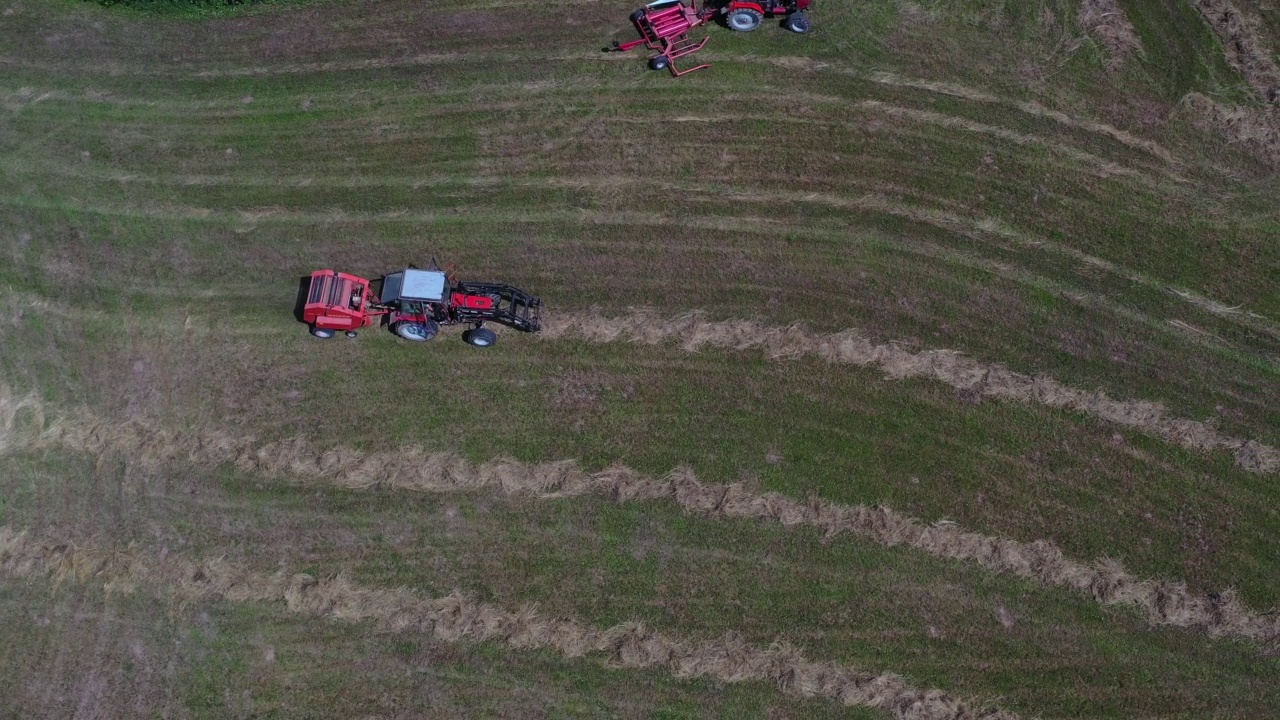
463 327 498 348
630 8 646 23
649 55 670 71
784 12 810 33
726 8 763 32
393 320 438 342
310 326 335 339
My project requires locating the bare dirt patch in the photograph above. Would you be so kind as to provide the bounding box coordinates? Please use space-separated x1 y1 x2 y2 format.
0 528 1016 720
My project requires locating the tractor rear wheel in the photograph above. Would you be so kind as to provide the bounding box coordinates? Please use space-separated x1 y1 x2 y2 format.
394 320 438 342
463 327 498 348
649 55 670 71
726 8 763 31
310 326 335 339
784 12 810 33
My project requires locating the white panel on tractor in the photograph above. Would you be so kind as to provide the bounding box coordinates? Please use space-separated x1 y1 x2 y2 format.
382 268 447 303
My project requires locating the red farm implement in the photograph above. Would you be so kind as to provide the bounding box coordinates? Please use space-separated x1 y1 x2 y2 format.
610 0 812 76
301 264 542 348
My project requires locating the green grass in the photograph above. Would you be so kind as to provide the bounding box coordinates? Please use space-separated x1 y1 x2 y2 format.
2 0 1278 716
4 449 1279 718
1117 0 1254 101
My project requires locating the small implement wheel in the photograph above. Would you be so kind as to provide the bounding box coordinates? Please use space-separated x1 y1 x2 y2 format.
463 327 498 348
310 326 335 339
344 330 358 338
630 8 646 22
784 12 810 33
394 320 438 342
726 8 763 32
649 55 670 71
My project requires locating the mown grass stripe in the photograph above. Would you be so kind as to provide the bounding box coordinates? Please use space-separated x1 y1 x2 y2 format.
0 527 1016 720
2 390 1275 648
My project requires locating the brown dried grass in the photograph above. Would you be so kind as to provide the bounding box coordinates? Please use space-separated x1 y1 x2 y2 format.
1077 0 1144 69
1185 1 1280 163
1178 92 1280 166
4 388 1275 649
0 528 1014 720
1192 0 1280 105
539 311 1279 475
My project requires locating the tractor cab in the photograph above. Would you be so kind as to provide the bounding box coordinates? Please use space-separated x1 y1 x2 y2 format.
380 267 449 307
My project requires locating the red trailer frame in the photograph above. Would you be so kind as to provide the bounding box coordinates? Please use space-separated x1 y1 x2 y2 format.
613 0 713 76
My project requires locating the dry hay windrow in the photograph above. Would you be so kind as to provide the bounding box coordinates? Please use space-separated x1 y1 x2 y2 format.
1186 0 1280 165
1077 0 1144 68
1178 92 1280 166
1192 0 1280 105
2 390 1276 649
0 528 1015 720
540 310 1278 475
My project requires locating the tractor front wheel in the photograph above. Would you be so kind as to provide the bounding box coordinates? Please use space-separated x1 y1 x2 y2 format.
463 327 498 348
726 8 763 32
784 12 810 33
649 55 670 71
310 326 335 339
393 320 439 342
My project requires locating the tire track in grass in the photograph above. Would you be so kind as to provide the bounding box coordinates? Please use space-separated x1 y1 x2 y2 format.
541 310 1279 474
0 528 1016 720
2 391 1276 648
4 42 1180 168
680 56 1183 165
2 93 1160 187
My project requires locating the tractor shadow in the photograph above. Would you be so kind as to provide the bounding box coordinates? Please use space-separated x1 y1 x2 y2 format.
291 276 310 324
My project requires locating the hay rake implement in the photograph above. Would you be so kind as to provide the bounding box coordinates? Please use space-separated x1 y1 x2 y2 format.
609 0 812 76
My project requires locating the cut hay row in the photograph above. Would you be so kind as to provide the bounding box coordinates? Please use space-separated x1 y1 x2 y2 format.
1186 0 1280 166
2 390 1275 648
1179 92 1280 167
0 528 1014 720
540 310 1279 475
1077 0 1144 69
1192 0 1280 105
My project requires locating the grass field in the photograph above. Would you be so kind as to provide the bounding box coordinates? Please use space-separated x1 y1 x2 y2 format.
1 0 1278 717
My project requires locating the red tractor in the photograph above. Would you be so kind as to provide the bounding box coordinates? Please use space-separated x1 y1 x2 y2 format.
611 0 811 76
301 264 542 348
714 0 812 33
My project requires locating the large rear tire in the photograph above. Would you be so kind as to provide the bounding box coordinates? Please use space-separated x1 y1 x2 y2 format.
310 326 335 339
463 327 498 348
726 8 763 32
393 320 438 342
